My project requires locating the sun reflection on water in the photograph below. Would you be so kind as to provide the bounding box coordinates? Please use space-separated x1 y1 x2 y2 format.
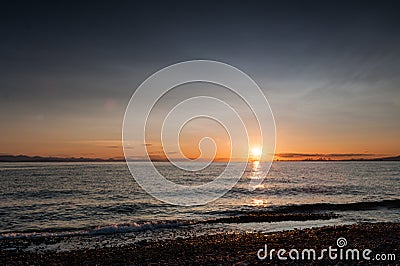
248 160 262 180
250 198 270 206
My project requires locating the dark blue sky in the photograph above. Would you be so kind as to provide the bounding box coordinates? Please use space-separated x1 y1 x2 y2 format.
1 0 399 158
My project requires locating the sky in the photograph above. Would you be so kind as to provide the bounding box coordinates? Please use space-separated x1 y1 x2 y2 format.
0 0 399 160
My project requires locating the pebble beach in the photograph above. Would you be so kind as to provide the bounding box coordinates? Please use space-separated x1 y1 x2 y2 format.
1 223 398 265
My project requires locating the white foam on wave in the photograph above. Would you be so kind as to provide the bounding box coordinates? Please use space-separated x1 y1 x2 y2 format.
0 220 196 239
89 220 194 235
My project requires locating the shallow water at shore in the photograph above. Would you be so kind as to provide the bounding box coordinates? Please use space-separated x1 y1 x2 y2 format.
0 161 399 251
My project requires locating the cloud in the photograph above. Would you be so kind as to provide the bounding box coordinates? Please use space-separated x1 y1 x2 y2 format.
276 153 377 158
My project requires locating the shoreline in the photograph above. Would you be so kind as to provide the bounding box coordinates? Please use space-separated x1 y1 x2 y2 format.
1 222 398 265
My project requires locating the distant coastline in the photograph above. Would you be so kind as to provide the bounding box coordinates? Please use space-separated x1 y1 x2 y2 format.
0 154 399 162
276 155 400 162
0 155 124 162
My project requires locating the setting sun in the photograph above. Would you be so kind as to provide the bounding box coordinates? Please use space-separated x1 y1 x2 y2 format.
251 147 262 157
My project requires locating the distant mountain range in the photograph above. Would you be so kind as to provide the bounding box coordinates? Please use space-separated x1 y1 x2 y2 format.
368 155 400 161
0 155 124 162
0 154 399 162
299 155 400 162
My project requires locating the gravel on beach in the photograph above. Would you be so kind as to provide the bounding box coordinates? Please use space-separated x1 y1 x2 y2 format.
1 222 399 265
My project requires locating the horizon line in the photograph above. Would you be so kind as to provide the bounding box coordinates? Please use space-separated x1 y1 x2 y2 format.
0 153 399 162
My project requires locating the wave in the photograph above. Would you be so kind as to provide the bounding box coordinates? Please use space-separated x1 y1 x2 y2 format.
231 184 364 196
89 220 195 235
211 198 400 216
0 213 335 240
0 220 195 239
200 212 337 224
0 213 339 240
275 198 400 213
1 199 398 240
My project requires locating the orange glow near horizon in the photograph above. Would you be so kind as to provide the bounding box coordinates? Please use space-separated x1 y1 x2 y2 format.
1 131 399 161
2 140 396 161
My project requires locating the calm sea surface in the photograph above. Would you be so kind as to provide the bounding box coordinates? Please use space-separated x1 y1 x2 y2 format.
0 161 399 250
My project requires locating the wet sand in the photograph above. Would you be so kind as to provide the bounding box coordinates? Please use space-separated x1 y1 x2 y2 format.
1 223 399 265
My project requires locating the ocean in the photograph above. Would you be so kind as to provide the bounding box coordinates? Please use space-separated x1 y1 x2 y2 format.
0 161 399 251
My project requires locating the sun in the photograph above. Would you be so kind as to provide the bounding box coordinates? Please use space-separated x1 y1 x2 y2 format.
251 147 262 157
